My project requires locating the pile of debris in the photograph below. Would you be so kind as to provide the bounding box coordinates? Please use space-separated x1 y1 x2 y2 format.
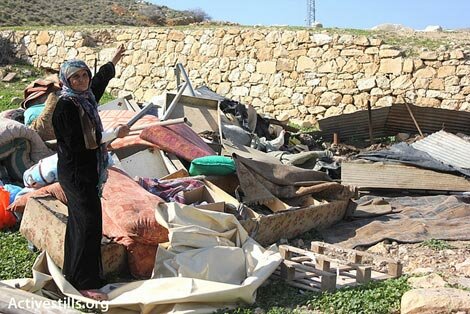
1 63 470 312
0 64 353 312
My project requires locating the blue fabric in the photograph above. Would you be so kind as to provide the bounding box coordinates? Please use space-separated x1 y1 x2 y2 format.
4 184 22 205
24 104 45 126
59 59 108 195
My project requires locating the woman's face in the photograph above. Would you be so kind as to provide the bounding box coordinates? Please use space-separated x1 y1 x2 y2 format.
68 69 90 92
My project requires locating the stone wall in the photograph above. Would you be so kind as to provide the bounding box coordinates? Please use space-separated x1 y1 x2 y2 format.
2 27 470 125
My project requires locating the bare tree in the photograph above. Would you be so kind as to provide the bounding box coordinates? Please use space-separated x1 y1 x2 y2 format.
184 8 211 23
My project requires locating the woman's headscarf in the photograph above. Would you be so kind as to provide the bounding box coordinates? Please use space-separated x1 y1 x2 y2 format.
59 59 108 195
59 59 103 134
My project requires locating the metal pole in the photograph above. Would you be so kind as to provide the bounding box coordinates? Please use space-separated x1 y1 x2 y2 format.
367 100 374 144
404 102 424 137
161 81 188 120
130 117 188 131
175 63 196 96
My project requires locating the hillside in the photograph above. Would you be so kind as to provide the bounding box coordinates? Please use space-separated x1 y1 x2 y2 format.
0 0 210 27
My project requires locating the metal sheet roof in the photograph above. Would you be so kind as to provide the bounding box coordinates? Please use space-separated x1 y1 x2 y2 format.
317 104 470 144
411 130 470 169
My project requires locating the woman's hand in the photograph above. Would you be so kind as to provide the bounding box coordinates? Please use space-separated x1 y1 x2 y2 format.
114 124 130 138
111 44 126 66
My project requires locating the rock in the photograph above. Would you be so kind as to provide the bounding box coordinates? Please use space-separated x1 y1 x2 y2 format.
254 307 265 314
324 106 342 118
312 34 331 45
455 258 470 277
378 58 403 74
407 273 447 289
10 97 22 106
2 72 17 82
396 133 410 141
276 112 290 122
459 277 470 289
357 77 376 91
410 267 434 275
367 242 388 255
401 288 470 314
371 23 414 33
423 25 443 32
319 92 342 107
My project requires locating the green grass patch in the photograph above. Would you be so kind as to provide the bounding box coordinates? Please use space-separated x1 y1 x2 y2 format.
420 239 455 250
218 276 410 314
0 230 39 280
308 276 410 314
99 92 115 105
0 63 44 111
0 63 115 111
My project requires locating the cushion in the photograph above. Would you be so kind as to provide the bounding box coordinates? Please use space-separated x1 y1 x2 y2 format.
140 123 215 162
7 182 67 213
101 168 168 246
189 155 236 176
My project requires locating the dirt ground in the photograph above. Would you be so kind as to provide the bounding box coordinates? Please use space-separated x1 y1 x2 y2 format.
370 240 470 286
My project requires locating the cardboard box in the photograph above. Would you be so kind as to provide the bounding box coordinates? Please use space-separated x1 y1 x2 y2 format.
20 196 127 276
183 185 225 212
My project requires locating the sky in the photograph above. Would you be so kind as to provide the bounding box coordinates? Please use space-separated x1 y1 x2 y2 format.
150 0 470 30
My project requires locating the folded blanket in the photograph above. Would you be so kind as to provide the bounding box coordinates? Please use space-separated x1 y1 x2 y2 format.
0 118 53 181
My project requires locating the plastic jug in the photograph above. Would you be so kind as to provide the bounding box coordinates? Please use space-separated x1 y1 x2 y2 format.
0 187 16 229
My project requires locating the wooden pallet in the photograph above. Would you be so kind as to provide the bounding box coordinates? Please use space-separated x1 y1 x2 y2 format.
275 242 403 292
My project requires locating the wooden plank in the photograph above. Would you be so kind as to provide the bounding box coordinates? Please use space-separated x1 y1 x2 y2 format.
356 266 372 284
265 197 293 213
311 241 399 264
342 162 470 191
388 262 403 278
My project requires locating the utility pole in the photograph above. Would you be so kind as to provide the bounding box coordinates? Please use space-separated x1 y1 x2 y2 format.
306 0 316 27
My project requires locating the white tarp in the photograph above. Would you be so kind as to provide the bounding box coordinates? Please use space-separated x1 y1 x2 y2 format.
1 202 282 313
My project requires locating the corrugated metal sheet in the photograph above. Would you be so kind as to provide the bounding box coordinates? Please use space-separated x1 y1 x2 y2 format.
317 104 470 144
411 130 470 169
342 162 470 191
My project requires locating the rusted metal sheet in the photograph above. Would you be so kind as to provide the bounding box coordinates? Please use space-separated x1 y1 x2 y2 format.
341 161 470 191
412 130 470 169
318 104 470 144
317 107 390 144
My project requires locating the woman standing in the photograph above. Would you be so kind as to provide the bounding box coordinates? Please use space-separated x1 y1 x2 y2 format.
52 45 129 300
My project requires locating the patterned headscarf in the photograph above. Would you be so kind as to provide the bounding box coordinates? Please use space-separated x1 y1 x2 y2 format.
59 59 108 195
59 59 103 134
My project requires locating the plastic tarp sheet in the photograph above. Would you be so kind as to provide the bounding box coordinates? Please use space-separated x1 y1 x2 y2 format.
357 142 470 177
322 195 470 248
1 203 281 314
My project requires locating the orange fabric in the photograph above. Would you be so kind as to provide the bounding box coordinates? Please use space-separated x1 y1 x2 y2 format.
0 188 16 229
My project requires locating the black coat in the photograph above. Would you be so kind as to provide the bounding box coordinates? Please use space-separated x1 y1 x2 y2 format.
52 62 115 290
